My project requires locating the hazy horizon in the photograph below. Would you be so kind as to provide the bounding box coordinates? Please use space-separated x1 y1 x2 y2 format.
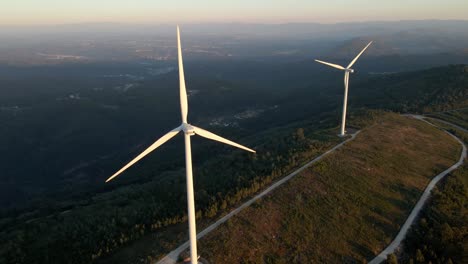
2 1 467 25
2 18 468 27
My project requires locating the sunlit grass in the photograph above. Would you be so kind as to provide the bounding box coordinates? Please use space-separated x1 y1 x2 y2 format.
197 113 461 263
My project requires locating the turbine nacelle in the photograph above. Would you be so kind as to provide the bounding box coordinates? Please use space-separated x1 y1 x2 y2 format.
182 123 195 135
346 68 354 73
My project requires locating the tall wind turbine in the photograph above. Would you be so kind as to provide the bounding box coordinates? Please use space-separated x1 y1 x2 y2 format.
105 26 255 264
315 41 373 136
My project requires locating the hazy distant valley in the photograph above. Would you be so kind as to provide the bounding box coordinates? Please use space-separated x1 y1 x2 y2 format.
1 20 468 65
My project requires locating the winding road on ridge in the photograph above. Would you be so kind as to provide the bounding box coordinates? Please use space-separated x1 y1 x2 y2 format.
369 115 467 263
156 132 361 264
426 116 468 133
155 116 466 264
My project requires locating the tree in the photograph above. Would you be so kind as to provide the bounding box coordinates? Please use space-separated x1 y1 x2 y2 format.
416 249 425 263
296 128 305 140
386 253 398 264
440 223 454 242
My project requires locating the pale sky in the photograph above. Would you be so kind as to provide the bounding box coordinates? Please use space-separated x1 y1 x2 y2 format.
1 0 467 25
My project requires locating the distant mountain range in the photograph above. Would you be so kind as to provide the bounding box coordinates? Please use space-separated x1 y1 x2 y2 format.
330 29 468 58
1 20 468 65
2 20 467 38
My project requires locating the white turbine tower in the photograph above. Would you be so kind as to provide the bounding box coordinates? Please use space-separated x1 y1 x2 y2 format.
105 26 255 264
315 41 373 136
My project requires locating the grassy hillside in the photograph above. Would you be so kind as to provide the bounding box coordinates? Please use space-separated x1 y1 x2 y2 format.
400 119 467 264
194 113 462 263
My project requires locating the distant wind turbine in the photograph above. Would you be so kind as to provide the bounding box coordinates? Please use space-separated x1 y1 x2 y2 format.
315 41 373 136
105 26 256 264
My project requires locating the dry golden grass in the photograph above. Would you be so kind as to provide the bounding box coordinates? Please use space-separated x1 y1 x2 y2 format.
197 114 462 263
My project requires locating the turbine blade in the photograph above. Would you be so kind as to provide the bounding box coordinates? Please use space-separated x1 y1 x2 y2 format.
347 41 373 69
314 59 345 70
106 126 182 182
177 26 189 123
192 126 255 153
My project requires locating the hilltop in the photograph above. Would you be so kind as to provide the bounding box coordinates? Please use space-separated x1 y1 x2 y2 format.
196 113 462 263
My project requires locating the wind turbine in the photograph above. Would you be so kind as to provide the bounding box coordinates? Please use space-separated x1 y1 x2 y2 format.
315 41 373 136
105 26 256 264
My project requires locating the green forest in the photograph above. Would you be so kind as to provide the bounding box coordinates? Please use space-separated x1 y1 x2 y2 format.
0 117 342 263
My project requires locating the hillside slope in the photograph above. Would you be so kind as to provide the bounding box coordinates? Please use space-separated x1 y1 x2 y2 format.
352 65 468 113
401 120 468 264
195 113 461 263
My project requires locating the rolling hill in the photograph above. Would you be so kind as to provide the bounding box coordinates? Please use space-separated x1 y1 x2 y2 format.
195 113 462 263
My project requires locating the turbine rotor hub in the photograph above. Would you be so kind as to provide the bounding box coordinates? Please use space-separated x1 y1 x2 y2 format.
346 68 354 73
182 123 195 135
